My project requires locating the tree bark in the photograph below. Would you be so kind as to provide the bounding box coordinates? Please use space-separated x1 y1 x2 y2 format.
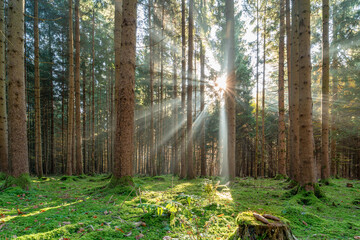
82 66 87 174
0 0 8 174
321 0 330 180
187 0 195 179
180 0 186 179
113 0 136 181
91 10 95 174
290 0 300 182
7 0 29 178
200 42 206 177
278 0 286 176
173 43 179 175
298 0 316 190
67 0 74 176
261 4 266 178
254 0 259 179
75 0 83 175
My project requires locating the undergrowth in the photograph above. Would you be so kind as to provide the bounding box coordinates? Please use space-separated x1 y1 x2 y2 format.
0 175 358 239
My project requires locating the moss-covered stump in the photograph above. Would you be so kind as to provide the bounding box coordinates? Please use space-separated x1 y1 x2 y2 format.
229 212 296 240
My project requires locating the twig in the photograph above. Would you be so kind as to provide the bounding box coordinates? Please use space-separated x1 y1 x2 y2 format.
119 188 134 209
107 195 113 205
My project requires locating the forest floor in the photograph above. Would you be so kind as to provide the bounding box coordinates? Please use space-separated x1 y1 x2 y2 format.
0 174 359 240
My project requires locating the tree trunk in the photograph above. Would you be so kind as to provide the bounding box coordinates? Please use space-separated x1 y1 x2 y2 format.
254 0 259 179
173 44 179 175
75 0 83 175
261 4 266 178
200 42 206 177
7 0 29 185
0 0 8 174
290 0 300 182
321 0 330 180
298 0 316 190
111 0 136 185
34 0 43 177
278 0 286 176
66 0 74 176
225 0 236 180
286 0 291 176
180 0 186 179
187 0 195 179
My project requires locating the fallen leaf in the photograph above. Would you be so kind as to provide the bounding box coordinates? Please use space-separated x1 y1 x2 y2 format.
124 231 132 237
217 214 224 217
134 221 146 227
40 210 45 213
302 220 308 226
77 228 85 233
104 210 109 215
163 237 171 240
96 228 104 231
0 223 5 230
354 237 360 239
24 227 30 231
115 226 124 233
17 209 23 215
93 215 97 219
62 222 71 225
135 233 144 239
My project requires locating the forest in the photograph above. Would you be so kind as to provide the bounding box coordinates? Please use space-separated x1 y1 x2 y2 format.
0 0 359 239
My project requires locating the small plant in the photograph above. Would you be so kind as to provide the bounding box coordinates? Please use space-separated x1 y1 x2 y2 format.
203 179 219 203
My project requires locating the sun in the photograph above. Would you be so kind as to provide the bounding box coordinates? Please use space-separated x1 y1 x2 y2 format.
214 75 227 92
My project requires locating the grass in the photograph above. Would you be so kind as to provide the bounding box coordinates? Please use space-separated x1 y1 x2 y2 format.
0 175 359 239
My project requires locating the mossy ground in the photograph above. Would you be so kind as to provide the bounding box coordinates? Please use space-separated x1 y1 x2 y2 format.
0 175 359 239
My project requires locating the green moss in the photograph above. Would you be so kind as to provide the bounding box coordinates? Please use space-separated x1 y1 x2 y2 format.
0 172 6 180
274 174 287 180
2 173 31 190
108 175 134 188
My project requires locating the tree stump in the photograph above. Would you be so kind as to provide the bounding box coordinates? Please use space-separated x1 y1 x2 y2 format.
229 212 297 240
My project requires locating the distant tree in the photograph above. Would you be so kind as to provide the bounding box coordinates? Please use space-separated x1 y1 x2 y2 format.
67 0 75 176
321 0 330 180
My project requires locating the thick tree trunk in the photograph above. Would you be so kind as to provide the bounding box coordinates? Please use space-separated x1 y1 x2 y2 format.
298 0 316 190
321 0 330 180
67 0 74 176
112 0 136 183
290 0 300 182
187 0 195 179
7 0 29 182
180 0 186 179
200 42 206 177
0 0 8 174
75 0 83 175
173 45 179 175
278 0 286 176
286 0 291 176
34 0 43 177
225 0 236 180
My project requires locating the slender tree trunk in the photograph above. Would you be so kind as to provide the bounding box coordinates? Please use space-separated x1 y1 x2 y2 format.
75 0 83 175
298 0 316 190
7 0 29 180
286 0 291 176
66 0 75 176
254 0 259 179
261 4 266 177
225 0 236 180
290 0 300 182
330 6 338 177
180 0 186 179
113 0 137 182
321 0 330 180
173 45 179 175
0 0 8 174
187 0 195 179
91 10 95 174
278 0 286 176
200 42 206 177
34 0 43 177
82 66 87 174
148 0 155 176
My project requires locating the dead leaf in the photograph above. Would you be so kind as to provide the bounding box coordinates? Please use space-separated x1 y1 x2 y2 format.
115 226 124 233
217 214 224 217
354 236 360 239
302 220 308 226
0 223 5 230
17 209 23 215
77 228 85 233
134 221 146 227
96 228 104 231
135 233 144 239
163 237 172 240
62 222 71 225
104 210 109 215
124 231 132 237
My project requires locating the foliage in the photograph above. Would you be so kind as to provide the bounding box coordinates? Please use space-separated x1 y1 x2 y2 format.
0 175 358 239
